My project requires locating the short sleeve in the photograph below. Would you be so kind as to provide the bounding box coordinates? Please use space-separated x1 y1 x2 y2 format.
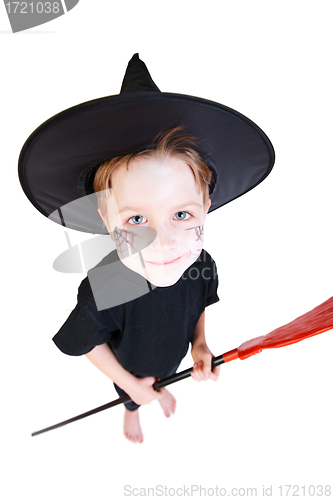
204 252 220 307
52 297 115 356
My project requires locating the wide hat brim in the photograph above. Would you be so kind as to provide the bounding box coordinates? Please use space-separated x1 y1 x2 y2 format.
18 54 275 235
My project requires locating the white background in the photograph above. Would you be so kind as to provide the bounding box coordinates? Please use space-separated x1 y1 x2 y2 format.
1 1 332 499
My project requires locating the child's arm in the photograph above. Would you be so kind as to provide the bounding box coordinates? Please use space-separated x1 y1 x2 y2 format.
190 310 220 382
85 344 163 406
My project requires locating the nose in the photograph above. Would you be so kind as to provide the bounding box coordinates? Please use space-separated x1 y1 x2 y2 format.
149 222 177 250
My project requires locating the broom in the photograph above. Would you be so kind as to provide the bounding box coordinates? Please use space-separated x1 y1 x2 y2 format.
31 295 333 437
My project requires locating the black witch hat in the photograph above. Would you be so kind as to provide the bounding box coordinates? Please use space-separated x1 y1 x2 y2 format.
18 54 275 234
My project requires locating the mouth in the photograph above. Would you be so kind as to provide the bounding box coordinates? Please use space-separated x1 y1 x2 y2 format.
145 256 182 266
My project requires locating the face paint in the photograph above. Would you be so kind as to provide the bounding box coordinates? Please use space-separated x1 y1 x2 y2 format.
113 226 131 259
192 225 204 242
112 225 158 269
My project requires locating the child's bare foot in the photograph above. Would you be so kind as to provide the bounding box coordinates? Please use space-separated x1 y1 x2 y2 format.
124 409 143 443
158 388 176 417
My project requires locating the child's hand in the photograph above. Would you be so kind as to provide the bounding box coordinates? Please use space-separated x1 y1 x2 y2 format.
191 343 220 382
124 376 163 406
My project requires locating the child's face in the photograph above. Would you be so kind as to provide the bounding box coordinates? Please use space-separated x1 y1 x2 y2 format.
98 156 211 287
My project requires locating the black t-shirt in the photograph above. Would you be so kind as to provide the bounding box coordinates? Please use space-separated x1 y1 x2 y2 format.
53 249 219 378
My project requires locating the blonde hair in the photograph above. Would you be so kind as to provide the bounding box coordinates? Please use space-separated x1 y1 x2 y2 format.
94 126 212 215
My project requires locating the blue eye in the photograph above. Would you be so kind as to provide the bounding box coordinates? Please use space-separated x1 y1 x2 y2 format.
128 215 147 225
174 211 191 220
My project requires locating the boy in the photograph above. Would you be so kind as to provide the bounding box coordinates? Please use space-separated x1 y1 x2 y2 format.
18 54 274 442
53 127 221 443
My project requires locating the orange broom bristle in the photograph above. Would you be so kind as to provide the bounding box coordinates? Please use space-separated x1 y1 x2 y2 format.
236 296 333 360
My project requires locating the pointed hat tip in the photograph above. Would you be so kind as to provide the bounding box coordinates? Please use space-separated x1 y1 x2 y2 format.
120 53 160 94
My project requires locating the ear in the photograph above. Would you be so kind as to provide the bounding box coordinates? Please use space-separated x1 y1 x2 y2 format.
98 208 113 239
204 198 211 216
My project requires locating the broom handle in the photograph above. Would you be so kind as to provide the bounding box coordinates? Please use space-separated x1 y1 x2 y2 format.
31 352 235 437
153 353 226 389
